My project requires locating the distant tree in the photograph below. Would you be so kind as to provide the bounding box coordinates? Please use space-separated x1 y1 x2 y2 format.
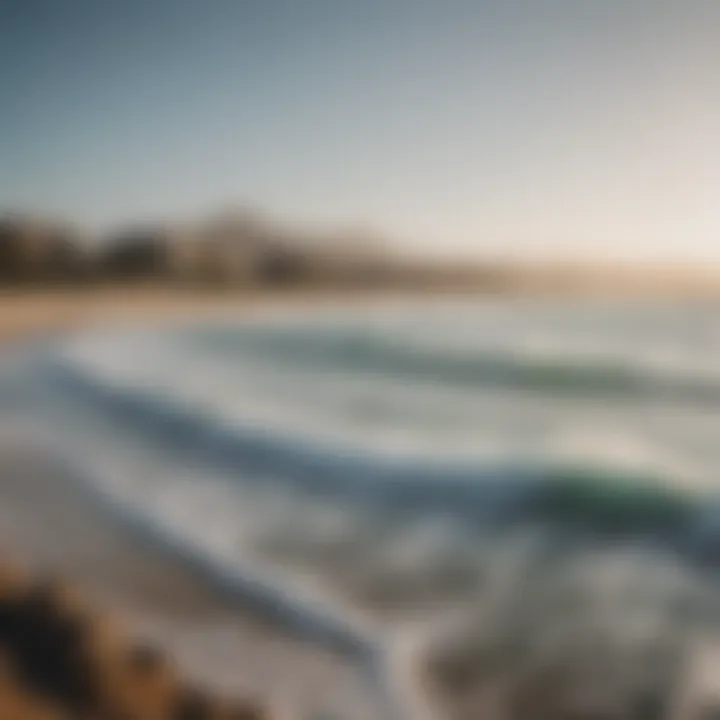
97 228 170 281
0 217 25 282
255 243 309 285
0 216 87 285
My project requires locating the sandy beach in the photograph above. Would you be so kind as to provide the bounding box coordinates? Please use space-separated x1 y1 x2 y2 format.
0 288 290 342
0 288 392 720
0 286 434 342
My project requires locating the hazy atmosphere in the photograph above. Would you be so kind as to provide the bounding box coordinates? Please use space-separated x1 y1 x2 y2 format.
3 0 720 261
3 3 720 720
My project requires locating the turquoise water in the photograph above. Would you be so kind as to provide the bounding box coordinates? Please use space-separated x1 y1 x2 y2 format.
3 297 720 718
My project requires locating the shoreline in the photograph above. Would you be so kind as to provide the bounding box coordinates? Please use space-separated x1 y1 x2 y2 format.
0 287 408 720
2 282 719 342
3 286 718 720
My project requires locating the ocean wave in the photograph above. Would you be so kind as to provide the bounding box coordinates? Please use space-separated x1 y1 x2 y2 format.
44 347 720 560
196 324 720 404
15 318 720 719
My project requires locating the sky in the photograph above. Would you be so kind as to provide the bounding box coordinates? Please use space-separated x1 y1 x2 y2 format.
1 0 720 261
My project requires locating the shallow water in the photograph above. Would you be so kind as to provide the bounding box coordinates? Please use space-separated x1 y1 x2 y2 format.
3 297 720 718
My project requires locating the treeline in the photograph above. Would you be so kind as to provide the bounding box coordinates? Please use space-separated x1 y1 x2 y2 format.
0 211 400 289
0 211 513 292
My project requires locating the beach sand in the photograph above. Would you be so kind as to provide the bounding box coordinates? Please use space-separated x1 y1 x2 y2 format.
0 288 392 720
0 285 417 342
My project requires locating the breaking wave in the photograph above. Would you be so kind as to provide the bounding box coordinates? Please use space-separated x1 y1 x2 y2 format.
8 299 720 718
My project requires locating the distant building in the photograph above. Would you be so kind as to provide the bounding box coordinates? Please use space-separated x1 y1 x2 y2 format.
168 210 308 286
202 210 283 283
284 226 391 287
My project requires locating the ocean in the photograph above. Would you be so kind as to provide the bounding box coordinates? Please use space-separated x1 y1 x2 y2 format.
3 296 720 719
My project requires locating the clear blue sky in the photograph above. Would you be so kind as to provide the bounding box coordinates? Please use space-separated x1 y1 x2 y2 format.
1 0 719 260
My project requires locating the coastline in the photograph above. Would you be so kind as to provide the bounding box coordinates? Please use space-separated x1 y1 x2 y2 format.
3 286 717 720
0 287 401 720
